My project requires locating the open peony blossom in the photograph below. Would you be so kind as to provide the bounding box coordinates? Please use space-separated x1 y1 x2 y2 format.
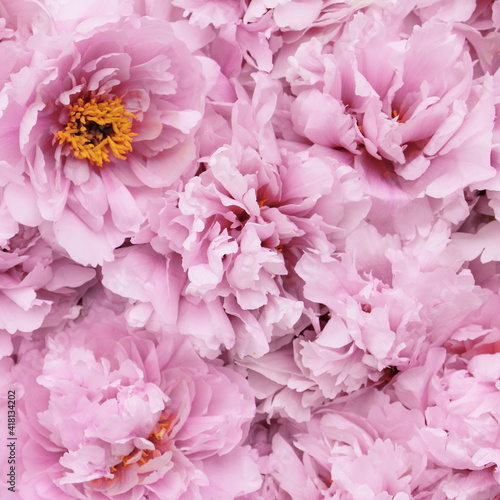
0 14 212 265
16 300 260 499
287 8 496 199
245 384 500 500
3 0 500 498
0 225 95 347
101 77 371 359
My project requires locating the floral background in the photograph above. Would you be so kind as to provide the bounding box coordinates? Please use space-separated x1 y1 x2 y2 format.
1 0 500 498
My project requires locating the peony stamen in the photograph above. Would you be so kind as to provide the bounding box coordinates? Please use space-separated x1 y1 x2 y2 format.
55 96 137 167
391 108 404 123
258 197 270 208
104 414 174 482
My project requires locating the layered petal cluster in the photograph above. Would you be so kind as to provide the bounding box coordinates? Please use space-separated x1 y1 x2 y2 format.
0 225 95 357
293 223 489 398
248 384 500 500
287 9 496 198
16 301 259 499
2 0 500 499
102 77 370 358
0 14 211 265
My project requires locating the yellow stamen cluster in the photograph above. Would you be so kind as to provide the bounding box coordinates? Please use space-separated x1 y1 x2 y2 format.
55 96 137 167
392 108 404 123
102 414 175 483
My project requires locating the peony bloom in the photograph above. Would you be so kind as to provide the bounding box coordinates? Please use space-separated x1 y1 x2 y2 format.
0 225 95 345
292 218 490 399
17 301 260 499
248 385 500 500
106 75 371 359
287 9 496 199
388 343 500 498
243 390 430 500
0 14 212 265
0 0 53 91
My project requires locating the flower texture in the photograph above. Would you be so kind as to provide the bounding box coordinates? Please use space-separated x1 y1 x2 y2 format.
102 75 371 359
246 381 500 500
0 15 211 266
0 225 95 346
388 344 500 499
293 221 489 399
287 9 496 199
2 0 500 499
16 302 260 499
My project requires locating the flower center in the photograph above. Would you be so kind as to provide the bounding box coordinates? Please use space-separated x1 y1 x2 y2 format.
98 413 175 485
55 96 137 167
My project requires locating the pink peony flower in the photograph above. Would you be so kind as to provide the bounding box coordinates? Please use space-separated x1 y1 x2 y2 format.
0 225 95 340
244 390 429 500
0 1 53 92
292 219 490 399
394 345 500 463
16 301 260 499
126 76 371 359
287 10 496 199
387 343 500 498
248 384 500 499
98 77 293 356
0 14 212 265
